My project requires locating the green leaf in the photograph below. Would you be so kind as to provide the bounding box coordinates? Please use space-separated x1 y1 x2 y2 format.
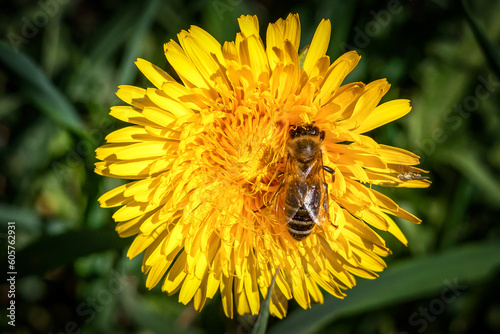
252 266 279 334
10 228 130 277
299 46 309 72
461 0 500 77
269 242 500 334
0 41 85 135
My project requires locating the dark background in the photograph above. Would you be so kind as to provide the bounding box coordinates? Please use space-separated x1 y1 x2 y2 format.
1 0 500 333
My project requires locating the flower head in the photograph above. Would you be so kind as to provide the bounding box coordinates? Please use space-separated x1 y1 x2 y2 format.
95 14 430 318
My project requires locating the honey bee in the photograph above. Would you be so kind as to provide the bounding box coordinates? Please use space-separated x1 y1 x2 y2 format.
272 124 336 241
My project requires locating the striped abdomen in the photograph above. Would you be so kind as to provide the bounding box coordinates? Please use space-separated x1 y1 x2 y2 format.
284 180 321 240
286 206 316 240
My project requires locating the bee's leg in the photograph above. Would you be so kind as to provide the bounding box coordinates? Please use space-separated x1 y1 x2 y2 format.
322 182 329 214
323 166 335 183
255 172 285 211
263 175 284 207
322 182 338 228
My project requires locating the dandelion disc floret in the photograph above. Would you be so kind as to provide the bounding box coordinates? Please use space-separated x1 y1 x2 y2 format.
95 13 430 318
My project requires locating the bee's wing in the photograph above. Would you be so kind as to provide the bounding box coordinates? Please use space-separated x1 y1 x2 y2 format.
276 174 305 225
302 174 328 225
275 155 302 225
304 156 330 225
275 179 287 223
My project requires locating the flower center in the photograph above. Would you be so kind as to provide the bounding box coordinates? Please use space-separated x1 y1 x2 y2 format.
234 130 275 182
202 108 285 197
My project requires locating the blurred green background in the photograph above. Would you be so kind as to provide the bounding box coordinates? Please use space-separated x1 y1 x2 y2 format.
1 0 500 333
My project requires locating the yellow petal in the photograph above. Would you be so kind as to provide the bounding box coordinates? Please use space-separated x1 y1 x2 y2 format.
179 266 205 304
135 58 174 88
330 82 365 120
109 106 157 127
113 198 164 222
315 51 361 106
116 85 151 109
105 126 149 143
188 25 224 64
377 145 421 165
145 257 169 288
270 287 287 319
283 40 299 69
221 274 234 318
141 107 176 127
98 182 130 208
302 19 331 80
238 35 269 81
305 276 323 304
235 277 251 315
193 277 209 310
95 158 155 179
164 40 210 90
247 35 270 76
238 14 259 38
160 81 207 111
146 88 194 117
178 33 223 86
266 21 284 70
243 255 260 314
346 79 391 129
96 142 174 160
127 234 155 259
283 13 301 52
356 99 412 133
115 215 143 237
162 251 188 294
222 41 238 62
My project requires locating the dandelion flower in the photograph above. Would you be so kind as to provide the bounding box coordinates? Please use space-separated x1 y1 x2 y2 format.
95 13 430 318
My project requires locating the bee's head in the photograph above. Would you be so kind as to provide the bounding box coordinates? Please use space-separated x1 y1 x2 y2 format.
288 123 325 163
289 123 324 141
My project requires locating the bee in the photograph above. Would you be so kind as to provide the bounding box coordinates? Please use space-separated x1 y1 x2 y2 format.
272 124 336 241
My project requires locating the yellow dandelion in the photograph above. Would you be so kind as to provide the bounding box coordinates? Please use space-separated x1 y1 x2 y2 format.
95 13 430 318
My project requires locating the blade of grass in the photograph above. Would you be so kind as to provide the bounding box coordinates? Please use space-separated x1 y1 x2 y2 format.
0 42 85 136
252 266 280 334
461 0 500 78
269 242 500 334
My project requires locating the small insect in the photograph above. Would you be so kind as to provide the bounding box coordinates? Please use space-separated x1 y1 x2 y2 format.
397 171 430 181
272 124 336 241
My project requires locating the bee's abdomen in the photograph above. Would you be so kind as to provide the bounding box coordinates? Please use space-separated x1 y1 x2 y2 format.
287 207 315 240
